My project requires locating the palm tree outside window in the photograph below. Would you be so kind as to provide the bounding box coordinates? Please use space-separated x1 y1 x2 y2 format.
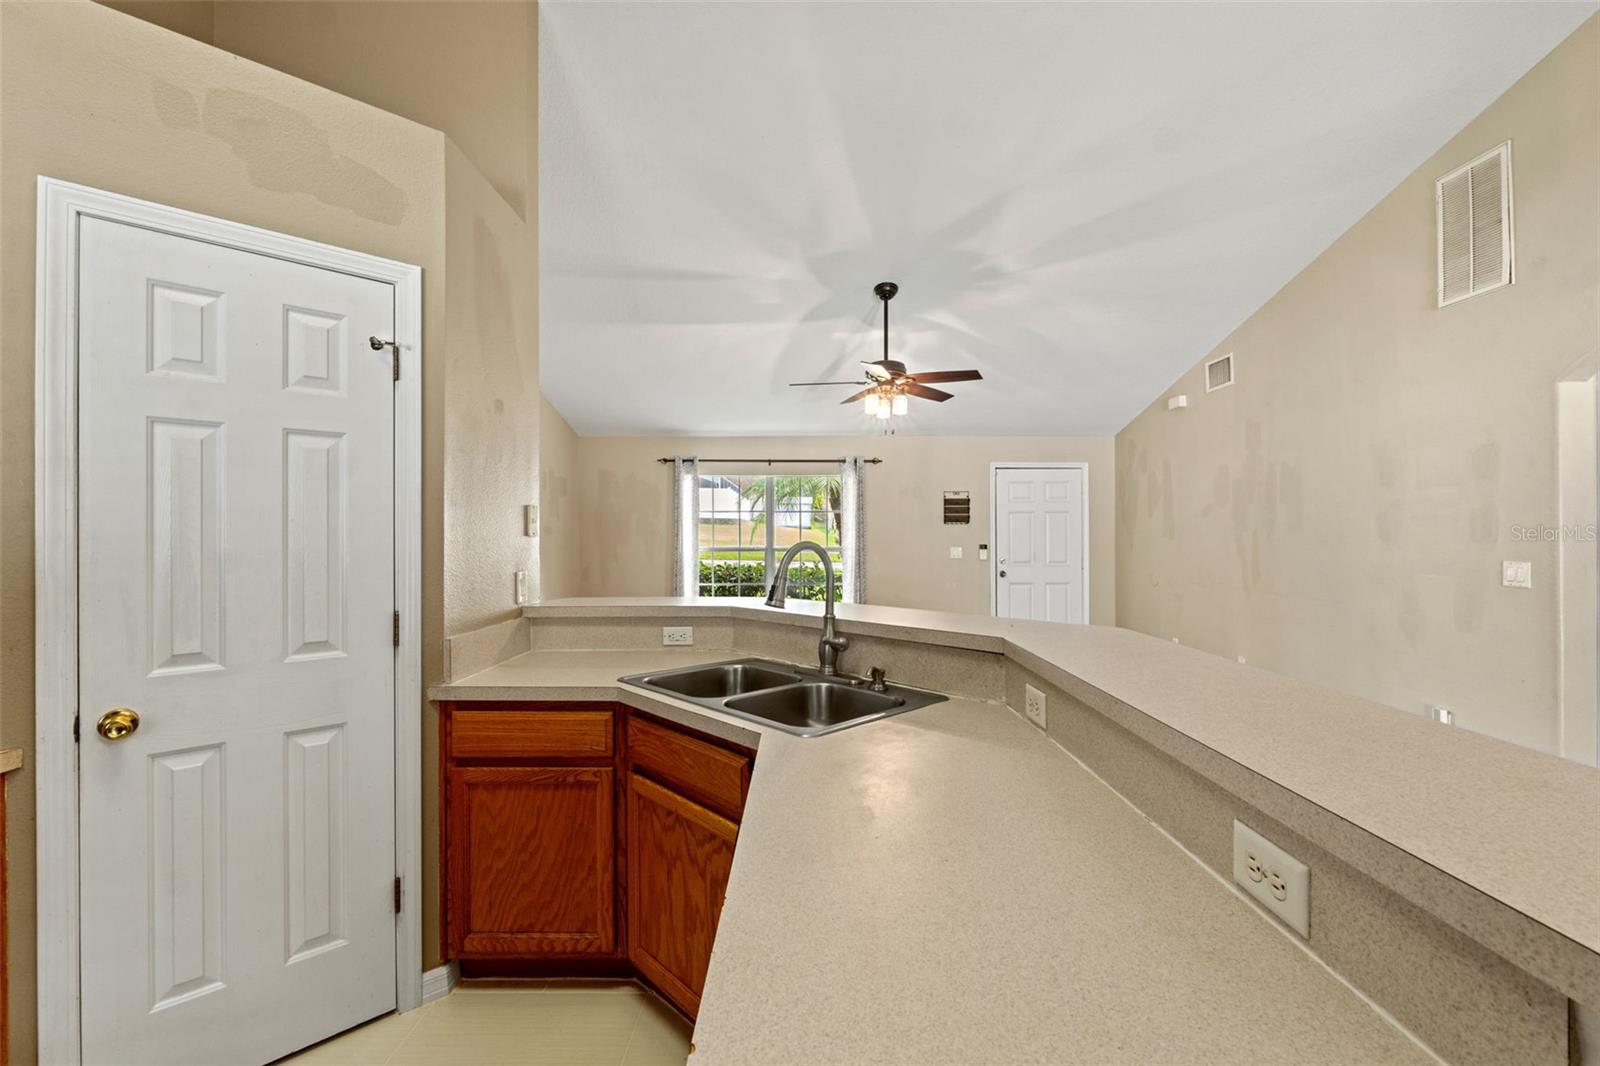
696 474 844 601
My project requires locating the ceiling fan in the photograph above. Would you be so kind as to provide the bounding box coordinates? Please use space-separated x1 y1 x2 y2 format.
790 282 983 419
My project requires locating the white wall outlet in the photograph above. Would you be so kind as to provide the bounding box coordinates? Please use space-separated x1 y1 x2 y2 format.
1502 560 1532 588
662 626 694 647
1430 705 1454 725
513 570 530 606
524 503 538 537
1233 821 1309 938
949 546 964 559
1023 684 1047 730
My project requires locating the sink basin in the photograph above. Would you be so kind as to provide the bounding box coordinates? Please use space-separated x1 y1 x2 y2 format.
723 682 903 733
620 657 946 737
635 662 800 700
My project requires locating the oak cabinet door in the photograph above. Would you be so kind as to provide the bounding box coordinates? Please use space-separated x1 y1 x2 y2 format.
627 772 737 1018
448 766 616 957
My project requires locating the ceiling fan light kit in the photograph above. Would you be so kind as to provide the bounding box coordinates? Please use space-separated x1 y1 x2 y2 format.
789 281 983 425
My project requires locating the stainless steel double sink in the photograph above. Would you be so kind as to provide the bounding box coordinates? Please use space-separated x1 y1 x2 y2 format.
620 658 946 737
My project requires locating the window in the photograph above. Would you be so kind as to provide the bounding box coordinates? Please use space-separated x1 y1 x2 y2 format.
697 474 843 600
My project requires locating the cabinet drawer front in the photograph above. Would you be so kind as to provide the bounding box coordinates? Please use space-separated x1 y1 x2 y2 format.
627 715 749 819
452 710 613 760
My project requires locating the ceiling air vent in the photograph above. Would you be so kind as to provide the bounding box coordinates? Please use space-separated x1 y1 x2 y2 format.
1205 353 1234 392
1437 142 1513 307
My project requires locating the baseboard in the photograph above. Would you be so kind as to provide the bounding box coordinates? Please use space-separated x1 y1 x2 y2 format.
420 962 459 1005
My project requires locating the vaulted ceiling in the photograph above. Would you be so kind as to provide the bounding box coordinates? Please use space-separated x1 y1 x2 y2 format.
539 2 1592 437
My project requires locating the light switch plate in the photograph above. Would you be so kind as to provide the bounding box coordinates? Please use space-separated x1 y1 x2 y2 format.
1233 821 1309 938
662 626 694 646
1502 560 1532 588
949 546 964 559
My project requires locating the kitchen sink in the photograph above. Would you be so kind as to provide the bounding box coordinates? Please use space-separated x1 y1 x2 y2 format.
621 657 946 737
724 682 903 732
639 662 801 700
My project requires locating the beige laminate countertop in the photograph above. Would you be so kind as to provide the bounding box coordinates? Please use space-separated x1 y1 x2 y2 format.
432 648 1433 1064
520 598 1600 994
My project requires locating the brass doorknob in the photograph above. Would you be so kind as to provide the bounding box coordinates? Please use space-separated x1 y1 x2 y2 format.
96 708 140 741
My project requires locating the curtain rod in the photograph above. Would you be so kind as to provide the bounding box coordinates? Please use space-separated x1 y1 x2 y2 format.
655 457 882 465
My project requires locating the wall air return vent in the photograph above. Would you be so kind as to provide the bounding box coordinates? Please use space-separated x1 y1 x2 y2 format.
1205 353 1234 392
1437 142 1513 307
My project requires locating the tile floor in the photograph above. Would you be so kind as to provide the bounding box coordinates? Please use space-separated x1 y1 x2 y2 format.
278 980 692 1066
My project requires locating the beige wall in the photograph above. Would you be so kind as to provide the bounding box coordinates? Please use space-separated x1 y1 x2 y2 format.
0 3 451 1058
441 145 540 636
567 435 1116 623
1115 16 1599 754
98 0 213 42
540 396 583 600
211 0 538 219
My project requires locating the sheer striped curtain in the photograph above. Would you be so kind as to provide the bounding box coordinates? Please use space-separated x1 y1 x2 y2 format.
840 456 867 603
670 456 699 596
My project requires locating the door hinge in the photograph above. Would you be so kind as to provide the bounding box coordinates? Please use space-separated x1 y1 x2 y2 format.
394 875 403 914
393 610 401 647
73 713 80 744
393 349 401 382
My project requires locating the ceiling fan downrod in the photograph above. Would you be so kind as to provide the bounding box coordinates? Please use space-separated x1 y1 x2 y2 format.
874 281 897 365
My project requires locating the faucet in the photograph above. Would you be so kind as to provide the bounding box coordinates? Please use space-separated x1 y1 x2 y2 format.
764 540 849 675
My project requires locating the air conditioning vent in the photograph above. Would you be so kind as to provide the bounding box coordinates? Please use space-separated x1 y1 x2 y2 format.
1437 142 1513 307
1205 352 1234 392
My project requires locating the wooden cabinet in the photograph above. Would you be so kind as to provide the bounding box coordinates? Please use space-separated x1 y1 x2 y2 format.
447 766 616 957
440 701 753 1018
627 772 737 1016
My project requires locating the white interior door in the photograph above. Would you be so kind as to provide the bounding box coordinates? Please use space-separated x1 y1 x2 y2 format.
77 217 398 1065
993 465 1087 623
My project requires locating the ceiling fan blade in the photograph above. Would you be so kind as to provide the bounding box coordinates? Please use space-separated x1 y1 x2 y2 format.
903 383 954 402
839 387 878 405
908 370 983 384
790 380 868 387
861 361 893 381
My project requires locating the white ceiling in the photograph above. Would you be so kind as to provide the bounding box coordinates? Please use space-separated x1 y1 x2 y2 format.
539 2 1593 437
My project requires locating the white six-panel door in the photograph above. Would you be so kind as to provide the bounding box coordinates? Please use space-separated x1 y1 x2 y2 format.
76 217 398 1065
993 465 1087 624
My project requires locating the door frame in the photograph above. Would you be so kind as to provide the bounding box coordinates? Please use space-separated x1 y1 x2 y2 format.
988 462 1091 623
34 177 425 1063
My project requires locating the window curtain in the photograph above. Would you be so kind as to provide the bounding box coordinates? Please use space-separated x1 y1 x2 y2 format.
840 456 867 604
670 456 699 596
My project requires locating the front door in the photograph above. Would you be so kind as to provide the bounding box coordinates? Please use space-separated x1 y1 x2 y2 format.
993 465 1087 623
76 216 398 1064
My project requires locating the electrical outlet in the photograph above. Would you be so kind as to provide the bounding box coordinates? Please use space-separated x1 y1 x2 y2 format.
661 626 694 647
1233 821 1309 938
1023 684 1046 730
513 570 530 606
524 503 538 537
